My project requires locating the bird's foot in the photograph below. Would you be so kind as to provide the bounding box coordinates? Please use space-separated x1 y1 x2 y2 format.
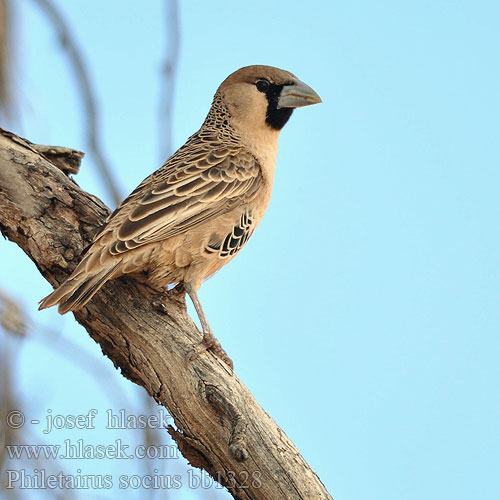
188 330 233 370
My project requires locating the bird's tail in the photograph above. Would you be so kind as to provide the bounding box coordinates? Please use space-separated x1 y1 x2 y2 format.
39 263 120 314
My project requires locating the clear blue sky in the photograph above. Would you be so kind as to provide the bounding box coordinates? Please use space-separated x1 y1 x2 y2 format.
2 0 499 499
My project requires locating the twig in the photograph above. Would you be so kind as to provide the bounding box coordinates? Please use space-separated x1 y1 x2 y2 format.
158 0 180 160
28 0 122 206
0 0 12 119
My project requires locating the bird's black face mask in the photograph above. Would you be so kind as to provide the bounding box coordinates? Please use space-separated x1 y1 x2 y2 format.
255 79 294 131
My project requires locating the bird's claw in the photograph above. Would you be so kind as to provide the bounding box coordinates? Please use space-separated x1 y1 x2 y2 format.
187 332 233 370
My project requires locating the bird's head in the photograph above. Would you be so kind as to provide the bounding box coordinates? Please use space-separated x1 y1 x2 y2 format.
217 65 322 136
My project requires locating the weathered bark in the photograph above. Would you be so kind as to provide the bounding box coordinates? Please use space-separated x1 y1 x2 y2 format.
0 128 332 500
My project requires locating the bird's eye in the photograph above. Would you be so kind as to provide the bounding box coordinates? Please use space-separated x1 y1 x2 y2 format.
256 79 270 93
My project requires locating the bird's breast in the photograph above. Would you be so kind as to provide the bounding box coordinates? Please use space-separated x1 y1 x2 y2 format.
251 140 278 181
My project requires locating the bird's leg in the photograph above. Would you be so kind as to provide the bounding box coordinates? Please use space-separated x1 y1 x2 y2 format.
186 284 213 345
185 282 233 369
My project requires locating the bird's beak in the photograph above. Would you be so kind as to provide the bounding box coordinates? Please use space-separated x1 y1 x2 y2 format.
277 78 322 109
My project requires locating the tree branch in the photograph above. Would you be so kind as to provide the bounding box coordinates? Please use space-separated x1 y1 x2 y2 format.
0 128 332 500
158 0 180 160
29 0 123 206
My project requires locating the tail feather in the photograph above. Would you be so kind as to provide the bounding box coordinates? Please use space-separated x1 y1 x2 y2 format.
39 263 120 314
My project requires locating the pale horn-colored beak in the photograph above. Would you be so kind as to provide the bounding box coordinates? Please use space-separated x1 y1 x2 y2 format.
277 77 322 109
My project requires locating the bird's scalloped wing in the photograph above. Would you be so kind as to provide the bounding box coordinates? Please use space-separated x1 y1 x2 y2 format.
94 136 263 256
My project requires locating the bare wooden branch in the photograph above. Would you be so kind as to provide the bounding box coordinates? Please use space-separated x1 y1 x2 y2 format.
0 0 12 118
29 0 122 205
0 128 332 500
158 0 180 160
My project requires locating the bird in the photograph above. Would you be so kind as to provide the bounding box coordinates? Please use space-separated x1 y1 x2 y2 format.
39 65 322 368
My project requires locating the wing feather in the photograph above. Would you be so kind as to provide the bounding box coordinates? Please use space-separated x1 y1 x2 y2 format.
98 136 262 256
